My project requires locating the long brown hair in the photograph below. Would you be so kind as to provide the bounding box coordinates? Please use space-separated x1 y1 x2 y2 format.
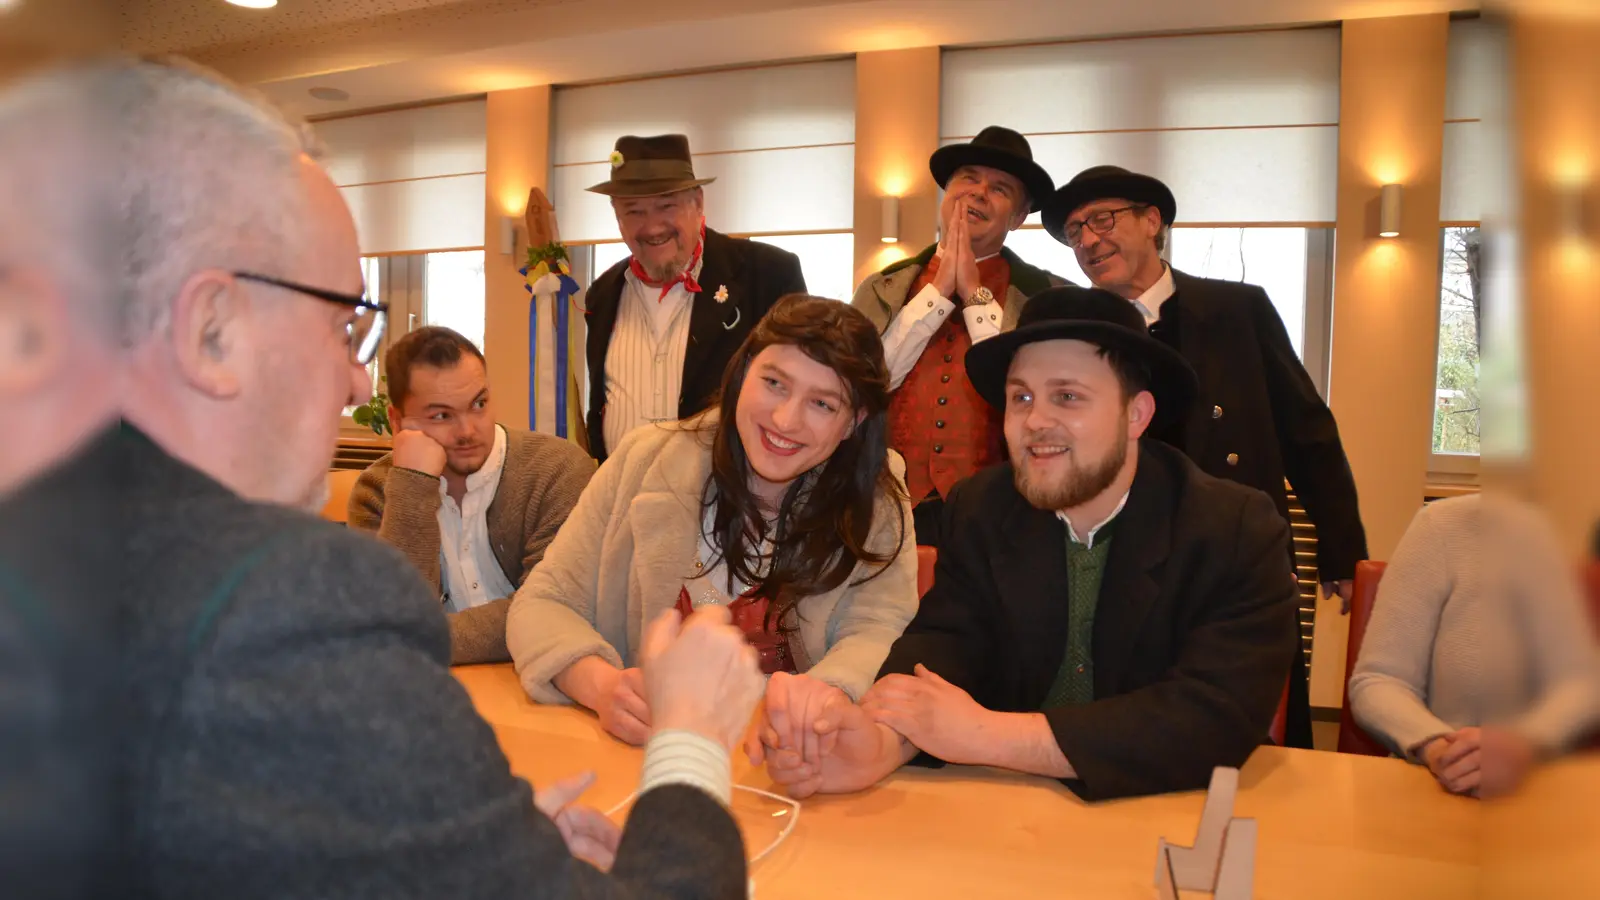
698 294 907 630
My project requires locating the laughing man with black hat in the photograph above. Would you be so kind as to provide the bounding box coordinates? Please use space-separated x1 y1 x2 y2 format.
1043 166 1368 750
583 133 806 461
851 126 1068 547
754 287 1299 802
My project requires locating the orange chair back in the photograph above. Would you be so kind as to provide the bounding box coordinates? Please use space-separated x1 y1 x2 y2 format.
1339 560 1392 756
1268 681 1289 746
321 469 363 524
1585 561 1600 639
916 546 937 599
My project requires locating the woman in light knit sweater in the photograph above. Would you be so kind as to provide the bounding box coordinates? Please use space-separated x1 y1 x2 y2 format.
507 295 918 749
1350 494 1600 797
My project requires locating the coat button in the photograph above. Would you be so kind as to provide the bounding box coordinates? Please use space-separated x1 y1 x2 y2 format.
1213 405 1223 419
943 354 953 363
927 299 935 308
1076 664 1085 674
1226 453 1240 466
934 444 944 453
935 420 945 429
937 308 946 317
940 374 951 383
937 397 948 405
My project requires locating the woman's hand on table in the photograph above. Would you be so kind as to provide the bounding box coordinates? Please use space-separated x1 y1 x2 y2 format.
593 665 652 746
747 672 848 769
1422 728 1482 796
754 689 907 799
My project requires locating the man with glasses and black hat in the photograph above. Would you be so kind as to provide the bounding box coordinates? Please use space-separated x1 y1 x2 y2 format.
852 126 1068 546
1040 166 1368 750
583 133 806 461
752 286 1299 802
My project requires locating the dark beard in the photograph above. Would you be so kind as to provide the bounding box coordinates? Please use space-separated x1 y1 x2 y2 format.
1012 428 1128 512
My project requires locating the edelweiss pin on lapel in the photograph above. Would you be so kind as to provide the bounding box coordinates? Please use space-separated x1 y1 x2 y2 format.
714 284 729 304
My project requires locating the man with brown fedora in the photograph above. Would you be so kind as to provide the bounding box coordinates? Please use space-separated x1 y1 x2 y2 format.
852 125 1069 546
752 287 1299 801
582 133 806 461
1042 165 1369 750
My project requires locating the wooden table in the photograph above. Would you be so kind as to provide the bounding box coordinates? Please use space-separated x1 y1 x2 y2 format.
454 663 1554 899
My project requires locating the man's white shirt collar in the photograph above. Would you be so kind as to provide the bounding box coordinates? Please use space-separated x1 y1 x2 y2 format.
1055 490 1130 550
1130 265 1176 323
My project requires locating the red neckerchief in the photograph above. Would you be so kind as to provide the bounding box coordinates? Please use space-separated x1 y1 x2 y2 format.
628 218 705 302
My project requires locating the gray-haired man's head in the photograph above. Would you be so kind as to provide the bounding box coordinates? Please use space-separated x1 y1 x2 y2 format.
109 57 373 511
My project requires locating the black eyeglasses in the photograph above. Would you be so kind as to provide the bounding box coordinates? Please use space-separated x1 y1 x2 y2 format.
1062 205 1149 247
233 271 388 365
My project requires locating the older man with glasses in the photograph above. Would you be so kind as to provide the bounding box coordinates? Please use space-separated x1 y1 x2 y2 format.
1040 165 1369 751
110 55 768 899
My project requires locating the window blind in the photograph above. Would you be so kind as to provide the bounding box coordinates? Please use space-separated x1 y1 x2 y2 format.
1441 18 1497 224
551 60 856 242
315 99 487 254
941 28 1341 225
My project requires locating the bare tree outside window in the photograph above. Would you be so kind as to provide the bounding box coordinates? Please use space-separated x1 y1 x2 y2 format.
1433 226 1481 454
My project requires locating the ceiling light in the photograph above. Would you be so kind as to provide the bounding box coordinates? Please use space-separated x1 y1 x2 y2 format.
308 87 350 102
226 0 279 9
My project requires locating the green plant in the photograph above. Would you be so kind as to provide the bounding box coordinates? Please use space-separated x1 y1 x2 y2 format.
526 241 569 270
352 376 392 436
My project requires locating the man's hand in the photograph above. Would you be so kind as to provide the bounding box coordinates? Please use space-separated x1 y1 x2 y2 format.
949 203 983 303
639 606 764 751
862 664 994 766
1421 728 1482 796
933 200 963 300
754 692 904 799
392 418 447 477
592 666 651 746
1479 727 1539 798
534 771 621 871
1323 579 1355 615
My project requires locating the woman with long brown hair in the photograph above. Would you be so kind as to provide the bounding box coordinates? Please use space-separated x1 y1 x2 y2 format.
507 294 918 747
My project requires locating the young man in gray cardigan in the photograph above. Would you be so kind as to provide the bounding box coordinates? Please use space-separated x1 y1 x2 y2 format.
349 326 596 664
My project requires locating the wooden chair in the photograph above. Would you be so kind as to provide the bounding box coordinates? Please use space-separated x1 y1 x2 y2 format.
1338 560 1393 756
320 469 363 524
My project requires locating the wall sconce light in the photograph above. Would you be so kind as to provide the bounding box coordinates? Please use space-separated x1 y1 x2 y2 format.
499 216 518 255
1378 184 1402 238
881 196 900 244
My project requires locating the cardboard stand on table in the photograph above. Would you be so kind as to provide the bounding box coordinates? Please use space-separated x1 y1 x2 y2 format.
1153 767 1257 900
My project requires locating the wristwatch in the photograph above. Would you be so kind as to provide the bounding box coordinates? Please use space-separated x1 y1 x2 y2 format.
963 286 995 308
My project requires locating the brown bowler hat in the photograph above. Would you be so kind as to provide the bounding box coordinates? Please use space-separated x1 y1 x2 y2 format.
585 134 716 198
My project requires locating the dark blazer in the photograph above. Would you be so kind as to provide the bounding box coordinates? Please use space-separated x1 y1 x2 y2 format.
584 228 806 461
0 428 119 900
1156 270 1367 581
879 440 1299 802
121 426 747 899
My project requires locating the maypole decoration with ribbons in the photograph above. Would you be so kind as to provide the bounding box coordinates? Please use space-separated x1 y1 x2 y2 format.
519 187 584 441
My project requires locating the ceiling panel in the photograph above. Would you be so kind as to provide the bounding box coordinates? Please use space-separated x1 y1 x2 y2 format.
120 0 543 54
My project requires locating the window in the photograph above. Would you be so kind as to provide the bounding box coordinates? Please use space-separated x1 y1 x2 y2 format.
1005 226 1326 371
587 233 855 305
341 250 487 430
998 228 1088 286
422 250 487 354
1168 228 1309 360
1432 226 1481 456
